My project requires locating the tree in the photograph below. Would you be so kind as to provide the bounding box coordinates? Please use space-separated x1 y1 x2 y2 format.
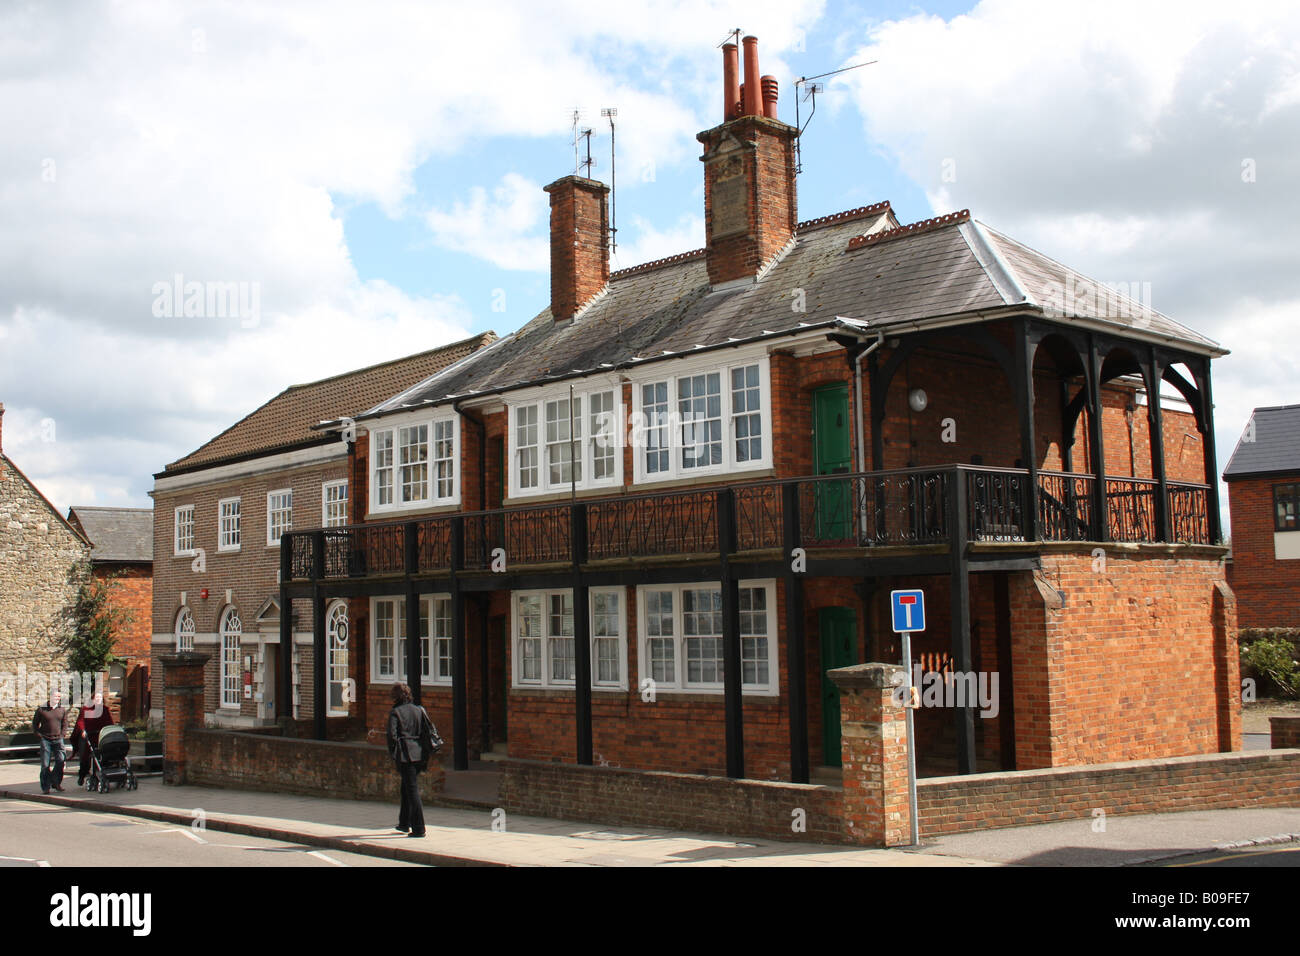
59 560 133 684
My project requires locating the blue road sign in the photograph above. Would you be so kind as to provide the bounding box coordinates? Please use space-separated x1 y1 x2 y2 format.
891 589 926 633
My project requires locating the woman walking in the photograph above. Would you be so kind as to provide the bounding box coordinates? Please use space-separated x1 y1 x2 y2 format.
71 691 116 787
385 683 439 839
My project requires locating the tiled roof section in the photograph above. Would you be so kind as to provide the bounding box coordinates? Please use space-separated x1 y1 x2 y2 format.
848 210 970 249
166 332 496 471
371 211 1225 416
977 225 1220 351
66 506 153 563
798 201 894 232
1223 405 1300 478
610 248 706 281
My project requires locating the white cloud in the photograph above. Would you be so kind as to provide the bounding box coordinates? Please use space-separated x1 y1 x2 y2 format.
426 174 549 272
840 0 1300 515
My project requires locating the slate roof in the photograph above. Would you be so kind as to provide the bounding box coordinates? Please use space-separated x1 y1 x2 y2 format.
362 208 1224 420
1223 405 1300 479
66 506 153 563
162 332 496 474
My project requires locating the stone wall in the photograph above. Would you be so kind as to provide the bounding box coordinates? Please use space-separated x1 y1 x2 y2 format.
0 454 89 726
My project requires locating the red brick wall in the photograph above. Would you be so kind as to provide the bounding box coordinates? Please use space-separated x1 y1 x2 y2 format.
918 750 1300 835
186 727 443 801
1226 473 1300 628
500 758 843 844
1272 717 1300 749
1008 549 1239 769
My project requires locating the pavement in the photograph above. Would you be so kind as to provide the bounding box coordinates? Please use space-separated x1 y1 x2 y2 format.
2 761 1297 867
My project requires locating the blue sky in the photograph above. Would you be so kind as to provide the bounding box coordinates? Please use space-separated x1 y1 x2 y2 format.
1 0 1297 521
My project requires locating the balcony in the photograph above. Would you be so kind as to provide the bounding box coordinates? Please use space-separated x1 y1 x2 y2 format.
283 465 1214 583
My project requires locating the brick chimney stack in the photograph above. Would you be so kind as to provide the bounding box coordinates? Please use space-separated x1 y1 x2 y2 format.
544 175 610 322
698 35 798 287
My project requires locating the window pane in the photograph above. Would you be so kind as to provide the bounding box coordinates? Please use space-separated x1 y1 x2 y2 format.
517 406 539 490
399 425 429 502
642 382 670 475
590 391 615 480
731 364 762 463
374 432 394 506
433 420 455 498
679 373 722 469
546 399 582 485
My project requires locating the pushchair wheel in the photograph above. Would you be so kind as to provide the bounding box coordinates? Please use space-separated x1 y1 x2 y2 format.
98 778 109 793
128 777 138 791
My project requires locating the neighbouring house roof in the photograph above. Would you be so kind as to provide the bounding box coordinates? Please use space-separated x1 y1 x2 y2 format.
66 506 153 563
1223 404 1300 479
159 332 496 476
359 207 1225 421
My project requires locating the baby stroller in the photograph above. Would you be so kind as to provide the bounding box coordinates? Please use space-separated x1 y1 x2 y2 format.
84 725 138 793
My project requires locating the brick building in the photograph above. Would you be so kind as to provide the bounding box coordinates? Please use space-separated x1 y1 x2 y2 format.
65 506 153 719
1224 404 1300 629
0 403 91 726
149 336 494 729
278 36 1237 784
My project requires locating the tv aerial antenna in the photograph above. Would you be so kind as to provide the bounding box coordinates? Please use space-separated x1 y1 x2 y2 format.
794 59 878 174
601 107 618 253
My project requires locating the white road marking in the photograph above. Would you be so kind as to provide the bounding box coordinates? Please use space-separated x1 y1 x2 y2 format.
307 850 347 867
141 827 208 845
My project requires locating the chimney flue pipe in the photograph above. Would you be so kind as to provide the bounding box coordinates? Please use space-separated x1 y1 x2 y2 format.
723 42 740 121
742 35 761 116
761 75 778 119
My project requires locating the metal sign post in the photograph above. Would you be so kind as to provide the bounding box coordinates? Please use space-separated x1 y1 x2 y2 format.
891 589 924 847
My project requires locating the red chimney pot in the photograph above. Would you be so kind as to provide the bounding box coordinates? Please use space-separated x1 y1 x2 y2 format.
742 35 761 116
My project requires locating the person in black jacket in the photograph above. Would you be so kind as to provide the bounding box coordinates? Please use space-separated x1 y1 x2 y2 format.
385 683 438 839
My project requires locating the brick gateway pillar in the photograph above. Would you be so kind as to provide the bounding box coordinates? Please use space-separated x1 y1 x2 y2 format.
159 652 209 785
828 662 913 847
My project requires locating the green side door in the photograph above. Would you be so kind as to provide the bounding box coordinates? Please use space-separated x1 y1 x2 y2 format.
812 384 852 541
819 606 857 767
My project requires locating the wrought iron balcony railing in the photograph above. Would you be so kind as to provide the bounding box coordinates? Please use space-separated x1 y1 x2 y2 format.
282 465 1214 581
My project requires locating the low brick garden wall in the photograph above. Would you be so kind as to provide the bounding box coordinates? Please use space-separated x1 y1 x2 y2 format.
499 759 844 845
186 728 443 802
1272 717 1300 749
918 749 1300 836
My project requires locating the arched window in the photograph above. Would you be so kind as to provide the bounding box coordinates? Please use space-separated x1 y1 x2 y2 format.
175 607 195 653
219 607 242 709
326 600 350 715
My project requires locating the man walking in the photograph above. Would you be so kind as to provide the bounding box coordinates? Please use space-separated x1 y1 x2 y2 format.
33 690 69 794
386 683 439 839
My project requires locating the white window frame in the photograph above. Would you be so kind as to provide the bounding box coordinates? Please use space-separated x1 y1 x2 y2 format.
629 351 772 484
175 606 195 653
218 497 241 552
635 580 777 696
266 488 292 547
173 505 196 556
510 587 627 690
368 410 461 514
506 382 623 499
322 480 349 528
368 595 446 685
326 599 350 715
219 606 242 709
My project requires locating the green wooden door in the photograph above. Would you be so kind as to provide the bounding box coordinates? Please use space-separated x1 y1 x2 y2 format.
820 606 857 766
812 384 852 540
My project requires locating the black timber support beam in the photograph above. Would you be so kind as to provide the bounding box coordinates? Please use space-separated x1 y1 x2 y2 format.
782 482 809 784
572 503 593 766
278 538 293 723
312 529 327 740
404 523 421 707
450 516 468 771
948 478 976 774
1145 348 1172 542
1086 333 1109 542
718 488 744 779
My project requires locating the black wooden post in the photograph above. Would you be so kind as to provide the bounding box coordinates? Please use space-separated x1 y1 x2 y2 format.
404 522 421 706
948 468 975 774
1147 350 1171 542
278 537 293 722
1015 321 1039 541
450 515 468 771
782 482 808 783
572 502 593 766
311 530 326 740
1086 336 1109 542
717 488 744 779
1196 359 1222 544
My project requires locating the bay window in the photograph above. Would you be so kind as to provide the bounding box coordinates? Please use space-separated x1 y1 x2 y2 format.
636 580 776 695
632 355 770 482
512 588 626 689
508 386 622 497
370 413 459 513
